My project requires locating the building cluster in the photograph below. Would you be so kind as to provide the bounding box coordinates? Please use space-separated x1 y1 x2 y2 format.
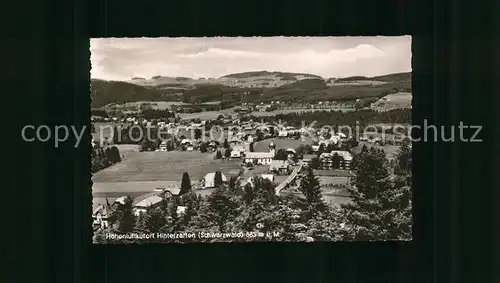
239 101 356 112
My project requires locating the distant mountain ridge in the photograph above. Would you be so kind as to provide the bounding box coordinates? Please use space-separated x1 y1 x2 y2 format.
90 71 411 108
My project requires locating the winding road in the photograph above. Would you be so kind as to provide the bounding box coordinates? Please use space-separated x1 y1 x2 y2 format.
275 163 303 196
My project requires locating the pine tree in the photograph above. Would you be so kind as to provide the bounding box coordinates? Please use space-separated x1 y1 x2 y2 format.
243 183 254 204
137 206 167 234
111 196 136 234
228 176 240 193
206 185 239 232
214 171 223 187
298 166 325 218
215 150 223 159
199 142 208 153
109 146 122 163
341 147 408 240
394 138 412 178
224 148 231 159
179 172 192 195
236 177 278 233
331 153 342 169
274 149 288 160
310 157 320 169
387 140 413 239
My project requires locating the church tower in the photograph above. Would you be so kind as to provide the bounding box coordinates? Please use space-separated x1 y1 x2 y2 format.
269 140 276 157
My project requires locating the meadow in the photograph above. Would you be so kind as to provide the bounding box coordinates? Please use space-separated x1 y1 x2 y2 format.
92 151 241 182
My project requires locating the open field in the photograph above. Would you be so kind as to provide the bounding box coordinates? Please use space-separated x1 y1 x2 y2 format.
178 109 234 120
327 80 388 86
92 151 241 182
354 142 401 160
114 144 141 160
371 92 412 111
253 138 314 152
381 92 412 103
121 101 189 110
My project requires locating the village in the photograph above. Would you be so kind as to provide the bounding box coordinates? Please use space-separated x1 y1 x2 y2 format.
91 106 409 231
90 36 412 242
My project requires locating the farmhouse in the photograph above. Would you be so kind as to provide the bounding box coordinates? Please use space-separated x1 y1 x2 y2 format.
331 150 353 168
278 130 288 137
201 172 228 188
244 152 274 165
92 203 110 230
319 150 353 169
269 160 291 175
159 140 168 151
162 187 181 198
286 148 296 159
133 195 163 216
231 149 243 158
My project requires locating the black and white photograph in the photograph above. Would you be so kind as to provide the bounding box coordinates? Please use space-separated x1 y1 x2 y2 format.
90 36 412 243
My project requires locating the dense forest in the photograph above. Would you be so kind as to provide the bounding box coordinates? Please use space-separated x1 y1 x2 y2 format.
248 108 412 128
91 143 122 173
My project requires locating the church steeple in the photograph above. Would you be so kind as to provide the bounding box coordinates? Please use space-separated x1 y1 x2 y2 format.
269 141 276 157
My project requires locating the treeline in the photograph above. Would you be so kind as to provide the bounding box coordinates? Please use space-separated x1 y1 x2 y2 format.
250 109 412 128
91 109 109 118
94 142 412 243
91 144 122 173
91 79 163 108
141 109 176 120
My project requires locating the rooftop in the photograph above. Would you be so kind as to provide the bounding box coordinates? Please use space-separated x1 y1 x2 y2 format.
244 152 274 159
134 195 163 208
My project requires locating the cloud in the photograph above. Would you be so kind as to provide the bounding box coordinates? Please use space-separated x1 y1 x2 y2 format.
178 48 263 59
90 36 411 80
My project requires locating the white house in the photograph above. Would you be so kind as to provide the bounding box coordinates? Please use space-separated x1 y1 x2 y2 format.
230 144 246 158
176 205 187 215
231 150 242 158
286 148 296 159
159 141 168 151
278 130 288 137
202 172 228 188
269 160 291 174
243 174 275 187
92 203 110 230
244 152 274 165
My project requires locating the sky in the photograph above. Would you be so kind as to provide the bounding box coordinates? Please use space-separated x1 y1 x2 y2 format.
90 36 411 81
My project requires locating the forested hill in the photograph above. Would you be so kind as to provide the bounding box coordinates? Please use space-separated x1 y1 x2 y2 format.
91 79 163 108
91 72 411 108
